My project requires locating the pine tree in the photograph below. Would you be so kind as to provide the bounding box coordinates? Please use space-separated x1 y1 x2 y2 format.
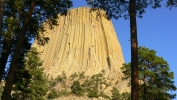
12 47 48 100
85 1 163 99
1 1 73 99
121 46 177 100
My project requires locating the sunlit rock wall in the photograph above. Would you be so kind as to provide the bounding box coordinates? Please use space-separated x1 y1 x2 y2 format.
32 7 125 83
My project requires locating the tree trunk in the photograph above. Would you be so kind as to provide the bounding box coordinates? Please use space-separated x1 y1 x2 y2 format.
0 0 4 38
129 0 139 100
1 1 36 99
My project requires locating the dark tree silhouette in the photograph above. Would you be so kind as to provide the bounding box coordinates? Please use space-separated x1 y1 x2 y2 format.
1 0 72 99
121 46 177 100
86 0 162 99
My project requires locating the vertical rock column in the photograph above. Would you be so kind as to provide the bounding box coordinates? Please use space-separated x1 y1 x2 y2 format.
32 7 125 81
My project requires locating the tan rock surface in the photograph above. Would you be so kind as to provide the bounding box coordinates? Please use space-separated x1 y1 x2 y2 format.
53 95 107 100
32 7 128 93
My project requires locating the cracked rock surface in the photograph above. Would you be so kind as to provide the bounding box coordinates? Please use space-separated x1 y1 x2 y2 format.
32 7 129 94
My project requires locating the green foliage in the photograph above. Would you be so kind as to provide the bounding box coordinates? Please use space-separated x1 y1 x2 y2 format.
82 73 108 92
79 71 85 79
121 63 131 81
99 91 110 99
47 88 59 99
121 92 131 100
48 72 67 88
12 48 48 100
69 73 112 98
111 87 121 100
55 71 67 84
48 88 72 99
70 72 78 80
69 72 85 80
49 81 57 88
87 87 99 98
2 0 73 44
71 80 85 96
1 0 73 98
86 0 162 19
58 89 72 97
121 46 177 100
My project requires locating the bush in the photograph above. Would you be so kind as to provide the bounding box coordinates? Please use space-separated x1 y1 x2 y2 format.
47 88 58 99
49 81 57 87
111 87 121 100
87 87 99 98
55 71 67 86
99 91 110 99
121 92 130 100
79 71 85 79
71 80 85 96
58 89 72 97
70 72 78 80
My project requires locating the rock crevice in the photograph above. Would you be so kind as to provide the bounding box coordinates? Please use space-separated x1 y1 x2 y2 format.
33 7 125 86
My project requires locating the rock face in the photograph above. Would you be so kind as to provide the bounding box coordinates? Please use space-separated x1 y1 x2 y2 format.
33 7 126 89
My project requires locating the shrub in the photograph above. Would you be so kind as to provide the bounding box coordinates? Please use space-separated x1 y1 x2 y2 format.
79 71 85 79
47 88 58 99
58 89 72 97
56 75 63 83
121 92 130 100
70 72 78 80
99 91 110 99
71 80 85 96
87 87 99 98
111 87 121 100
49 81 57 87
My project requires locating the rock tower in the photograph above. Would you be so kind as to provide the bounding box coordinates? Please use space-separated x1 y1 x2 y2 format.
32 7 126 88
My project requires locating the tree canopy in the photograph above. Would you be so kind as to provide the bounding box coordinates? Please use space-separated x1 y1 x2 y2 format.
167 0 177 8
86 0 162 19
121 46 177 100
85 0 165 99
0 0 73 99
12 47 48 100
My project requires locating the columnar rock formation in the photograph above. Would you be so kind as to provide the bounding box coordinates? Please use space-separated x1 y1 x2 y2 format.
33 7 125 86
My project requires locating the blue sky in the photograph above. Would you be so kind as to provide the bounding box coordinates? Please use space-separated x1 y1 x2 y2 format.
72 0 177 99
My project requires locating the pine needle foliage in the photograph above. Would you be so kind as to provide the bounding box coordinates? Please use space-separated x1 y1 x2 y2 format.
12 47 48 100
121 46 177 100
1 1 73 99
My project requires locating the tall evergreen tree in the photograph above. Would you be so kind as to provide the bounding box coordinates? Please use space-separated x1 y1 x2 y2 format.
121 46 177 100
1 0 73 99
85 0 162 99
12 47 48 100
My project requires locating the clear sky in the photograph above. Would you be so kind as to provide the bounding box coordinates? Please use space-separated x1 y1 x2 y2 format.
72 0 177 99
